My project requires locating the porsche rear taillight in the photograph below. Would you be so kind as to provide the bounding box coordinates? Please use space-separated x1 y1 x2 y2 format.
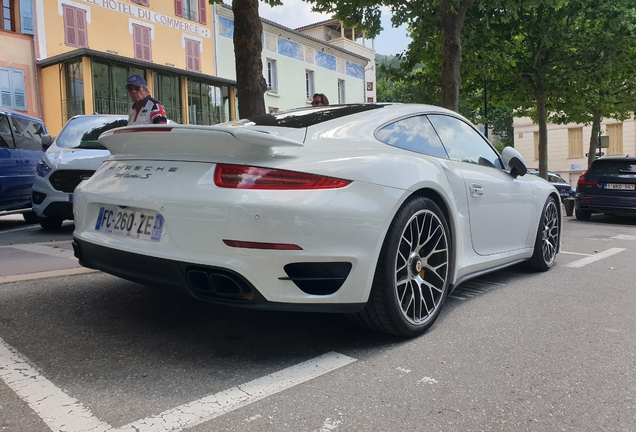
214 164 352 190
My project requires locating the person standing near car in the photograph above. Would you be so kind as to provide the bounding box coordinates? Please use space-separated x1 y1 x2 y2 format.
311 93 329 106
126 75 168 125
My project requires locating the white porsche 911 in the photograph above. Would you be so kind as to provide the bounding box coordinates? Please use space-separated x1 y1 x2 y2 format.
72 104 560 337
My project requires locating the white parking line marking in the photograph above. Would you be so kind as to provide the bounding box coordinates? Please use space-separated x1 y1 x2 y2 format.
612 234 636 241
559 250 593 257
565 247 626 268
120 351 356 432
0 336 111 432
0 336 356 432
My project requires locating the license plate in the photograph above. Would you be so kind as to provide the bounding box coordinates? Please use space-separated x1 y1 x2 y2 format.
95 206 164 242
559 191 569 197
605 183 635 190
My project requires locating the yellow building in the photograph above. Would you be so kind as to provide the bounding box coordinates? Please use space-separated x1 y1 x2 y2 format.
1 0 40 119
34 0 236 134
514 117 636 185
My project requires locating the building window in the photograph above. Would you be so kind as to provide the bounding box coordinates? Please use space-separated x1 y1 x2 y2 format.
0 67 26 111
175 0 206 24
533 131 539 160
337 79 345 104
305 70 315 101
91 60 144 118
131 0 149 6
266 59 278 93
153 72 182 124
1 0 14 31
568 127 583 158
63 4 88 48
607 123 623 155
187 79 226 125
133 24 152 62
185 38 201 72
63 60 84 120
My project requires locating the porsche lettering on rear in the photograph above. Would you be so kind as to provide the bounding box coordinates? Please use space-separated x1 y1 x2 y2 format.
109 164 179 172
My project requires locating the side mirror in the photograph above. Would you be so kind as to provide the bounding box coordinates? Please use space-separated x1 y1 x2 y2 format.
41 134 52 151
501 147 527 178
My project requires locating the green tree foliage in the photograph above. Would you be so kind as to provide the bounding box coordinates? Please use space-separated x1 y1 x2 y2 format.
309 0 476 112
465 0 636 175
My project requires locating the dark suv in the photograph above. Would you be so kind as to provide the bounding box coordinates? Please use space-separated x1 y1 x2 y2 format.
575 156 636 220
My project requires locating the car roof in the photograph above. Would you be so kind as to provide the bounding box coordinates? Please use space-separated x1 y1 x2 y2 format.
0 109 46 123
243 103 459 129
593 156 636 163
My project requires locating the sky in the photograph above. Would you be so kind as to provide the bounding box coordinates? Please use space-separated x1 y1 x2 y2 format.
257 1 411 56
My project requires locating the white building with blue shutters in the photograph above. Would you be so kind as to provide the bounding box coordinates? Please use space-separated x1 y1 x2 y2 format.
215 4 372 114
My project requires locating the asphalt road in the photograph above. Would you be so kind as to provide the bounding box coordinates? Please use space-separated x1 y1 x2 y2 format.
0 213 635 431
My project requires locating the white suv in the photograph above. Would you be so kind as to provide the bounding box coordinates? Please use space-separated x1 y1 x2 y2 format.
32 115 128 229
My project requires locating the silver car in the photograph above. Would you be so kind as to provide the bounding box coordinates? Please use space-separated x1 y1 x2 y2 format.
32 114 128 229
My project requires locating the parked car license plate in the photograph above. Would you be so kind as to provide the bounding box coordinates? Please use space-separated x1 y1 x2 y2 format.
94 206 164 242
605 183 635 190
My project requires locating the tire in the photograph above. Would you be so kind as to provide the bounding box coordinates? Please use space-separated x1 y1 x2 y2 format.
39 217 63 230
526 197 559 272
349 197 451 338
22 211 39 224
575 208 591 220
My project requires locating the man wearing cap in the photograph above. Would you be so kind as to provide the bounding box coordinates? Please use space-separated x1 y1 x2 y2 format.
126 74 168 125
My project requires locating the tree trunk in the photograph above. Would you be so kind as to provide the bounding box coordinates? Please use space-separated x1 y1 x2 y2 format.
232 0 267 118
587 111 602 167
535 89 549 179
439 0 474 112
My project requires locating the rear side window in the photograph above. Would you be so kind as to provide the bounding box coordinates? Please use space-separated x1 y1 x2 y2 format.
0 114 14 148
428 114 503 169
590 160 636 175
11 116 46 150
376 115 448 158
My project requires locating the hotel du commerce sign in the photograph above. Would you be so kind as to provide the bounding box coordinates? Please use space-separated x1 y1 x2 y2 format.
77 0 211 38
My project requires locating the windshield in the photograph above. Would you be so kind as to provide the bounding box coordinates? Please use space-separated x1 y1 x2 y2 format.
55 116 128 149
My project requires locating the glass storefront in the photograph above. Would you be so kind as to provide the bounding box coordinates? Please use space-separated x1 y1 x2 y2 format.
63 59 84 121
92 60 144 116
187 79 227 125
153 72 182 124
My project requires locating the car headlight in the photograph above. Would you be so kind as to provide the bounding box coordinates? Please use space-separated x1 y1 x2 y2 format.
36 159 52 177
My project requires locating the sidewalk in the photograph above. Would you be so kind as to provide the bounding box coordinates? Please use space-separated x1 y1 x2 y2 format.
0 240 96 284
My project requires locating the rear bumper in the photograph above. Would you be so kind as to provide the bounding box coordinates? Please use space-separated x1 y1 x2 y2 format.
72 237 365 313
575 195 636 214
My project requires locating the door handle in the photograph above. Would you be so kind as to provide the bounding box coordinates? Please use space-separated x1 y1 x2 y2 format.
469 183 484 198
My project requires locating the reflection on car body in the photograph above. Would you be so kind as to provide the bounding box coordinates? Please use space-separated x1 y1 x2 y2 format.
71 104 561 337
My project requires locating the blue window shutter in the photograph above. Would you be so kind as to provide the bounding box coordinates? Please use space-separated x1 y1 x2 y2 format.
20 0 35 35
0 69 13 109
11 70 26 110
